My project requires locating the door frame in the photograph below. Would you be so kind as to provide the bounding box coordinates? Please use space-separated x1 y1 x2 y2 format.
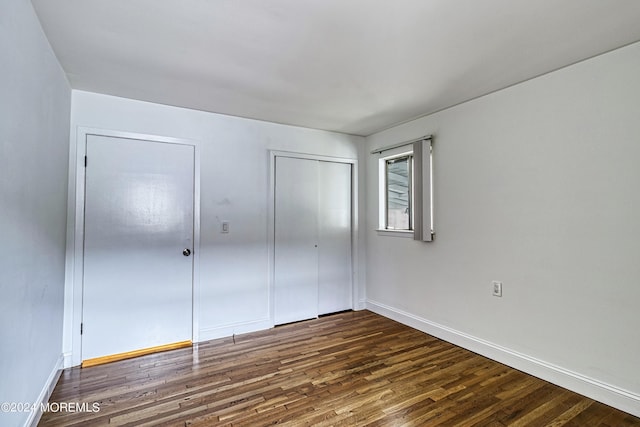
65 127 201 367
268 151 358 326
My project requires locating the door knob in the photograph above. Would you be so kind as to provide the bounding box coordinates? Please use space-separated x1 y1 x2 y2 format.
183 248 191 256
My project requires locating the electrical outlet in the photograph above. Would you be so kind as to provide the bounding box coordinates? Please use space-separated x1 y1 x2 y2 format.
221 221 230 234
492 281 502 297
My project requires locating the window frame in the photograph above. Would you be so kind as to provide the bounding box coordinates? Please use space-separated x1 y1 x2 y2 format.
378 149 415 236
384 153 414 231
374 136 434 241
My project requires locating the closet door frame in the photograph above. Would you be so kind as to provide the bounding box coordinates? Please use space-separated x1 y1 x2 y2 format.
268 151 359 327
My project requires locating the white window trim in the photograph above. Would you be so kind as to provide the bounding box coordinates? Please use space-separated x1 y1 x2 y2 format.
377 148 414 235
375 229 415 238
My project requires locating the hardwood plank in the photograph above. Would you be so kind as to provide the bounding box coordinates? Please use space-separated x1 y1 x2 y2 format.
39 310 640 426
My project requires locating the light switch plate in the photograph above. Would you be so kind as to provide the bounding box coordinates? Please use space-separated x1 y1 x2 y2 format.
492 281 502 297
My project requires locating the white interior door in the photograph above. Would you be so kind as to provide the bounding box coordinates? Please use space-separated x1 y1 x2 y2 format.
274 157 319 325
318 161 352 315
82 135 194 361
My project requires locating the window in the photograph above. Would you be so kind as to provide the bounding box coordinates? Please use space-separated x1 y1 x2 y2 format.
374 137 433 241
384 154 413 230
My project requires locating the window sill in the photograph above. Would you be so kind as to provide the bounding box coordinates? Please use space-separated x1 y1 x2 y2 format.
376 229 414 238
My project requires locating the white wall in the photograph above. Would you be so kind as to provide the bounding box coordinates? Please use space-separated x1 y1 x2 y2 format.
365 41 640 416
65 91 365 364
0 1 71 426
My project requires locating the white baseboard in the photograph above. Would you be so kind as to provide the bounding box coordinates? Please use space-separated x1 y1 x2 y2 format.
366 300 640 417
62 352 73 369
199 318 272 342
26 354 63 427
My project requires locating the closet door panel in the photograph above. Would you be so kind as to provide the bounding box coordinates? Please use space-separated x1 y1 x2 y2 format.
318 161 352 315
274 157 319 325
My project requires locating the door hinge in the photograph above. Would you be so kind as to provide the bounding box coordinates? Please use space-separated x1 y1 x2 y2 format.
84 156 87 167
80 323 83 335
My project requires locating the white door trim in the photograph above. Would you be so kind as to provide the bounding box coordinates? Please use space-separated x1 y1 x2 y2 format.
65 127 201 367
267 150 358 327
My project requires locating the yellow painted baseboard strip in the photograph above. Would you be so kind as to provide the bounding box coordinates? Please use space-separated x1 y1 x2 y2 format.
82 340 192 368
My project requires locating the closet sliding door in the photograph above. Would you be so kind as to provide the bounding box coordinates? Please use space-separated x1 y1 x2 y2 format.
273 156 352 325
317 161 352 315
274 157 319 325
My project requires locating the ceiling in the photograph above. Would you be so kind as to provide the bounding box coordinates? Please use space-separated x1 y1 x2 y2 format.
32 0 640 136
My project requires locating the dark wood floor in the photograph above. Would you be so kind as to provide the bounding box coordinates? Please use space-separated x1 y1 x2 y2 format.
39 310 639 426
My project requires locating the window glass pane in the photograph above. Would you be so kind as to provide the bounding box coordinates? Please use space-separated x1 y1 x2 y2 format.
386 156 411 230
